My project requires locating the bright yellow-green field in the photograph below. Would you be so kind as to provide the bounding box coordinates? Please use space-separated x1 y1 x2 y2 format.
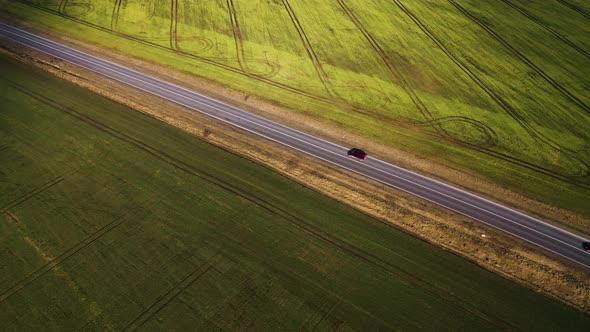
2 0 590 218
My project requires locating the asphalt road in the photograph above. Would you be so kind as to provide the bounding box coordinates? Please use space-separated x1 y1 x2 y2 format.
1 22 589 270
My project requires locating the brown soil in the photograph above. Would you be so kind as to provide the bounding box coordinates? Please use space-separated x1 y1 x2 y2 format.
1 23 589 313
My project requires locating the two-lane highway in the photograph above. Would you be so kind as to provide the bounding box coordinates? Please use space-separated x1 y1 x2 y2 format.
2 22 589 269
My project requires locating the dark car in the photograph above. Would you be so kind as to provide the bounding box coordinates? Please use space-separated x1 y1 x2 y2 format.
347 148 367 160
583 242 590 252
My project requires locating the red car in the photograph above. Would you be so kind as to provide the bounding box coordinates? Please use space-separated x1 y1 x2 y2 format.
583 242 590 252
347 148 367 160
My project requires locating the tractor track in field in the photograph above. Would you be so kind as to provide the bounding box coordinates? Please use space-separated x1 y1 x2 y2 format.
414 116 497 147
280 0 335 96
0 195 159 304
0 176 66 214
58 0 67 13
500 0 590 59
309 300 339 331
335 0 444 135
163 0 215 56
226 0 249 75
448 0 590 114
225 0 281 78
335 0 497 148
169 0 179 51
5 81 305 220
147 1 157 19
11 0 317 99
556 0 590 20
7 0 590 184
6 82 515 328
110 0 122 31
300 301 330 331
62 2 94 17
176 190 514 330
177 266 258 324
251 204 517 330
207 0 280 79
218 0 280 78
143 35 212 52
7 81 503 325
123 261 216 331
392 0 589 178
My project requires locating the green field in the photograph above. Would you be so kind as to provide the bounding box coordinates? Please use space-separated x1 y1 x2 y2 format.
1 53 589 330
1 0 589 219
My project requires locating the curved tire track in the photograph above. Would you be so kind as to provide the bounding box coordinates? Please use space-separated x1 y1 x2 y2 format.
336 0 497 148
416 116 498 148
225 0 279 78
391 0 589 177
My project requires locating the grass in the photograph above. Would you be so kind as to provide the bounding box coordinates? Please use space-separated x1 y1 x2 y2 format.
1 0 590 221
1 53 589 330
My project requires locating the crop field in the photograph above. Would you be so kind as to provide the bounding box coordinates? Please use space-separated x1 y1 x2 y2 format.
2 53 590 330
1 0 589 217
